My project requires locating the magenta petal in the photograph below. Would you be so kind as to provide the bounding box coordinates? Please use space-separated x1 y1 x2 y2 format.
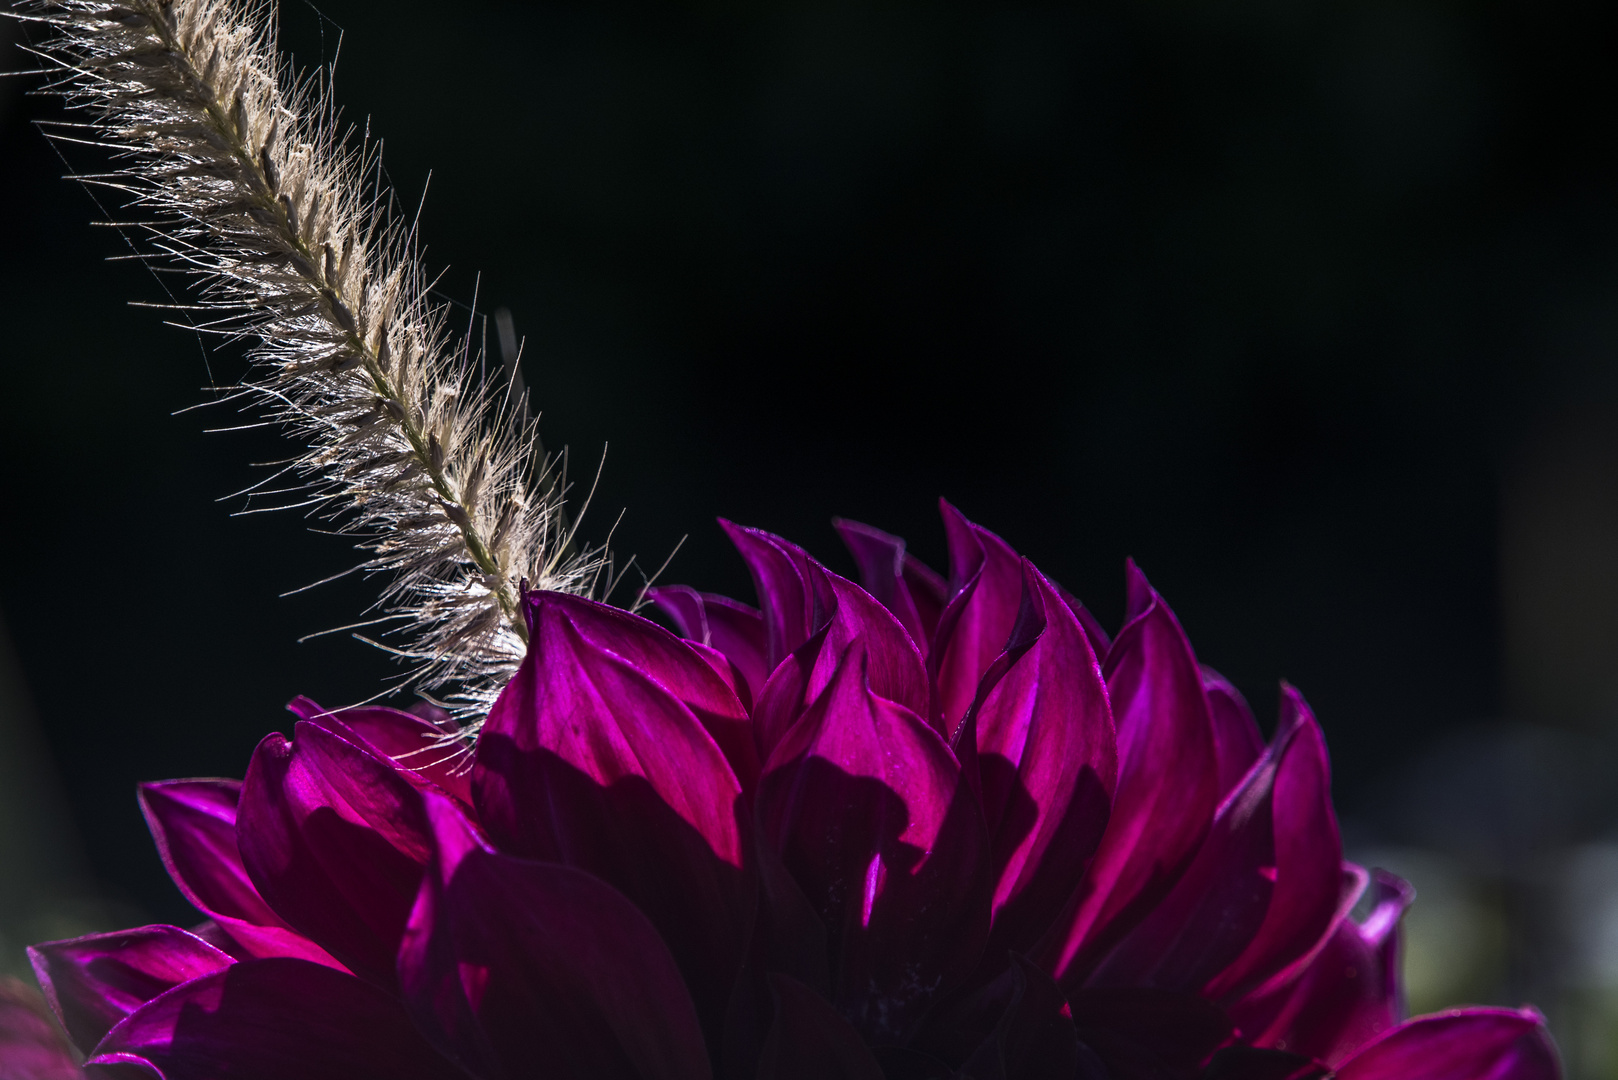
88 958 461 1080
751 569 932 751
720 520 837 670
1205 688 1344 1001
686 639 754 710
751 625 830 766
530 593 759 792
1082 700 1298 993
237 722 432 989
29 925 233 1052
834 518 936 658
649 585 773 705
1123 559 1155 624
1201 669 1265 799
1056 583 1113 662
137 780 343 970
817 575 931 719
932 501 1026 735
1334 1009 1560 1080
472 590 753 1045
1041 576 1219 985
287 697 473 806
756 974 885 1080
1233 871 1411 1066
0 978 80 1080
757 643 991 1045
724 522 930 731
399 792 713 1080
975 563 1117 959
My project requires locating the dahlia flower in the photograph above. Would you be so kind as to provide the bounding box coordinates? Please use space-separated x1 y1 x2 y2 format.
26 504 1557 1079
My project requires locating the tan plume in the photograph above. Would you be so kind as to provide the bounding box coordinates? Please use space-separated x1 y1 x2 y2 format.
14 0 610 719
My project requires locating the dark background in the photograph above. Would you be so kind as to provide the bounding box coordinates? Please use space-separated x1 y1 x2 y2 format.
2 0 1617 932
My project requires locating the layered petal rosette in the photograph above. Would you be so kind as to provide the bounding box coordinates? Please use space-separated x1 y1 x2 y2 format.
24 504 1560 1080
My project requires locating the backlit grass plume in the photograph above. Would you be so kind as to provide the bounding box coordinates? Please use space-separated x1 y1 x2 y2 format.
14 0 608 718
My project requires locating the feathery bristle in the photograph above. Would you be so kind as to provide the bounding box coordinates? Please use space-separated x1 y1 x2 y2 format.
14 0 609 721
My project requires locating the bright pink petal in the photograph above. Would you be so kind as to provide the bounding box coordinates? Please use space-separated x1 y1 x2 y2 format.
237 722 433 989
399 792 713 1080
1233 871 1411 1066
88 958 462 1080
756 974 885 1080
1205 688 1344 1001
1334 1009 1559 1080
1202 669 1265 799
29 925 233 1052
287 697 472 806
1040 571 1219 985
757 643 990 1045
472 590 753 1045
972 562 1117 960
932 501 1025 735
137 780 343 971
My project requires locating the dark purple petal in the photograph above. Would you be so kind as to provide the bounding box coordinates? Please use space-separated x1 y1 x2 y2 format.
1040 572 1219 985
973 563 1117 960
237 721 432 989
473 590 752 1046
1199 1047 1329 1080
137 780 342 970
1067 988 1234 1080
1205 688 1343 1001
88 958 462 1080
649 585 772 705
287 697 472 806
933 501 1025 735
1201 670 1265 799
399 792 713 1080
721 835 832 1080
29 925 233 1052
0 976 82 1080
757 643 990 1045
755 974 885 1080
720 520 837 671
959 956 1082 1080
1333 1009 1559 1080
1232 871 1411 1066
